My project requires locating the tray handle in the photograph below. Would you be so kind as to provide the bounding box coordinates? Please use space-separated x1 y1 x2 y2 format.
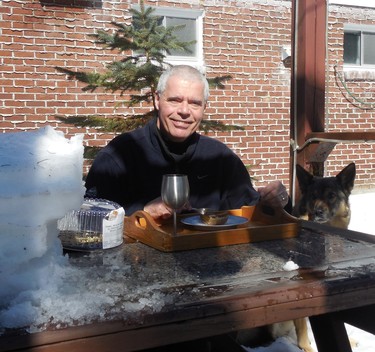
251 204 298 224
132 210 161 231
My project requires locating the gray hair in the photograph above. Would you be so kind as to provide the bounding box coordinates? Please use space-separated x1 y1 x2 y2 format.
157 65 209 102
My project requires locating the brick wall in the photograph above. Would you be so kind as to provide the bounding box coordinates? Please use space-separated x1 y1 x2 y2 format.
1 0 375 192
326 4 375 189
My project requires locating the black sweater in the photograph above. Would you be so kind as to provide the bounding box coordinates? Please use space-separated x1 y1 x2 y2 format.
85 118 260 215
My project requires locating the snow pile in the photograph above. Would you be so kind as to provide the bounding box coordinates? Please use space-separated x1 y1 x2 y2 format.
282 260 299 271
0 126 85 329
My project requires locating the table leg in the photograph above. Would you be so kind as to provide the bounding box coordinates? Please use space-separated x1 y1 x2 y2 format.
309 314 352 352
337 304 375 334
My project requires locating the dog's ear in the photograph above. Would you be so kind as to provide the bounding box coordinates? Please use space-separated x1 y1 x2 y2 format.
295 164 314 194
336 162 356 195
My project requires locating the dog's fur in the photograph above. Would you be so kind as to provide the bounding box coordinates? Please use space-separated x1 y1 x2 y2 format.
294 162 356 229
274 162 356 352
270 318 313 352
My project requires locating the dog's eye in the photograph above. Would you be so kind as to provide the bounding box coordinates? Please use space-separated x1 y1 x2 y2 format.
328 192 336 200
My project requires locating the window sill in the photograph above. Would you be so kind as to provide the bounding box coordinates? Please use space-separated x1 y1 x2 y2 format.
165 58 206 72
343 66 375 81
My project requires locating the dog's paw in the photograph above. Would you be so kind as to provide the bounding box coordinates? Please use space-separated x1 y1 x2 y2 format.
301 346 315 352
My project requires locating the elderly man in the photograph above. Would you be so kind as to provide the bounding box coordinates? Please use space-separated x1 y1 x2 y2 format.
85 65 290 221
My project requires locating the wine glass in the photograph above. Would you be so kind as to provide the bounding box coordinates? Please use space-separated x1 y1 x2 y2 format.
161 174 190 236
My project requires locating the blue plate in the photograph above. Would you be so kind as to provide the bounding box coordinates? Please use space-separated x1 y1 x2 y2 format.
181 215 248 230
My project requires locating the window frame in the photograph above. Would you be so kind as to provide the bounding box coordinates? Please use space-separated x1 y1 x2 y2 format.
132 5 205 69
344 24 375 69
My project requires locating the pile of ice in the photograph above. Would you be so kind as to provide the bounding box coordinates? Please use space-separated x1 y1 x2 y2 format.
0 126 85 329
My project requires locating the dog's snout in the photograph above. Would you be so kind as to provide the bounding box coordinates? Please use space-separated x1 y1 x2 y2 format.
310 203 330 223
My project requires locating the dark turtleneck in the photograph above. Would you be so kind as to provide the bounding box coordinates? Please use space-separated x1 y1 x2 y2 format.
154 122 199 168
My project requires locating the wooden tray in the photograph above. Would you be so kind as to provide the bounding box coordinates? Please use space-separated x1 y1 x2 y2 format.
123 205 300 252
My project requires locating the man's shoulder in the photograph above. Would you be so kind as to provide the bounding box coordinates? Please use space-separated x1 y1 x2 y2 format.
111 125 148 145
198 134 232 151
199 133 222 144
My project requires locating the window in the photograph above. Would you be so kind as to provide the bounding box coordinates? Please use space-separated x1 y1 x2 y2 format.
344 24 375 67
133 5 204 68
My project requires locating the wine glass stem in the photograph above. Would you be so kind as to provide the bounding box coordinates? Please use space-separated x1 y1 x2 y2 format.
173 210 177 236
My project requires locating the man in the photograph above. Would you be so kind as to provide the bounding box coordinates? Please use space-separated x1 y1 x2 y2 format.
85 65 290 221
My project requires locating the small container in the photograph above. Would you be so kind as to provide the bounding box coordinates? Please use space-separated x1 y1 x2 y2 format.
58 198 125 251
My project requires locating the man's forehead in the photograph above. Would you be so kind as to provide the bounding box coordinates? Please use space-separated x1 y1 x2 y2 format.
165 77 204 96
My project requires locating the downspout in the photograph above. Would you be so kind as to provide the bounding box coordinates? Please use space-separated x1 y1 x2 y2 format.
291 0 299 206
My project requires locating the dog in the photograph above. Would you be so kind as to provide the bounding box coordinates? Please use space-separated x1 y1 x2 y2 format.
237 163 357 352
294 162 356 229
272 162 356 352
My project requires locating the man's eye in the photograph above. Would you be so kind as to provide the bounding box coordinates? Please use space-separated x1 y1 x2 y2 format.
166 100 182 107
189 101 203 108
189 103 201 108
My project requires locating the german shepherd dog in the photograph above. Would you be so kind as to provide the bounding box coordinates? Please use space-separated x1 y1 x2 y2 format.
274 162 356 352
237 163 357 352
294 162 356 228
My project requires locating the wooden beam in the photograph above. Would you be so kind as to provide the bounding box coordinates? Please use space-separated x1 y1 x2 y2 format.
290 0 328 202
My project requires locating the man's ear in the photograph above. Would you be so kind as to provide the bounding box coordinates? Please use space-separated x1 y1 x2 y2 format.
155 92 160 110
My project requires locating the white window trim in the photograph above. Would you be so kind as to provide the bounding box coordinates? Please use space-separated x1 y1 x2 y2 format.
329 0 375 9
132 5 205 70
344 24 375 79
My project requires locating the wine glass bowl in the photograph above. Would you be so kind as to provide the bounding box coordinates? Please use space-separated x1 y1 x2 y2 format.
161 175 190 209
161 174 189 235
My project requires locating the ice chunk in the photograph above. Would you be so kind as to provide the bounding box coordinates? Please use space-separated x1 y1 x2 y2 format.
0 126 85 329
282 260 299 271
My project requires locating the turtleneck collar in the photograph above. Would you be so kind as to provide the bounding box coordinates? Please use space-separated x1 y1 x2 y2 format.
150 117 200 167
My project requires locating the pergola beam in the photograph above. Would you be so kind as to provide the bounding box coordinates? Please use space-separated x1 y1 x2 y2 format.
290 0 328 202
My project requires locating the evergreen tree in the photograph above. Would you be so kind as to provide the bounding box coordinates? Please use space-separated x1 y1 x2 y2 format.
56 0 240 143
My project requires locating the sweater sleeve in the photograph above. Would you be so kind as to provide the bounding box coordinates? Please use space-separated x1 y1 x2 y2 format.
84 146 127 207
222 152 260 209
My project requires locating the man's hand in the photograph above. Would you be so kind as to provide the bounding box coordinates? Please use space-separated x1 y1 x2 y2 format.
257 181 289 208
143 197 172 222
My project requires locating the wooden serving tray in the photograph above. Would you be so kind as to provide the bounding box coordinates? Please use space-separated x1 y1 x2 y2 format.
123 205 300 252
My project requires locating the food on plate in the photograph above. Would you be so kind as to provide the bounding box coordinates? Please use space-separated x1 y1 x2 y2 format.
200 210 229 225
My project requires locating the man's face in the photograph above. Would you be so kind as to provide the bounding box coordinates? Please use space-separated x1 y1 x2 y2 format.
155 75 206 143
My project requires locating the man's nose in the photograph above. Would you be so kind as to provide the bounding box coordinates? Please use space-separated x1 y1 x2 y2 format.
177 101 190 115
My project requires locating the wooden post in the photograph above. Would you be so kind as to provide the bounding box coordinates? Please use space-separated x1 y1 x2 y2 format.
290 0 327 203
